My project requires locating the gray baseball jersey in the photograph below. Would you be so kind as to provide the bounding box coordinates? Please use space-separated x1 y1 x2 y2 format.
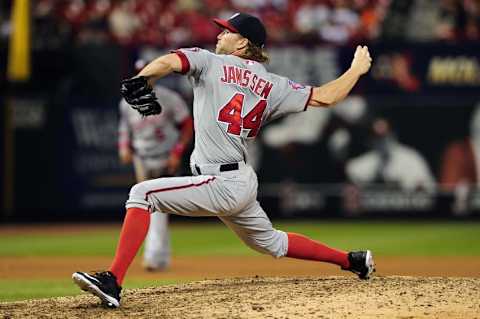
118 85 190 169
176 48 312 166
126 48 312 258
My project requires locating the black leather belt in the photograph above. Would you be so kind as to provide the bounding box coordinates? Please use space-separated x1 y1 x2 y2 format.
195 163 239 175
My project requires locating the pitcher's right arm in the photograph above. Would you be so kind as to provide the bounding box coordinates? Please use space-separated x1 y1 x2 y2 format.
308 46 372 108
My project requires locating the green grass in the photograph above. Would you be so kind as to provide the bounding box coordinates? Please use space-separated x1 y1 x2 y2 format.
1 220 479 257
1 220 479 302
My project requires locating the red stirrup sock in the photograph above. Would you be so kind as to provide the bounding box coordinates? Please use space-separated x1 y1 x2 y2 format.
286 232 350 269
109 207 150 285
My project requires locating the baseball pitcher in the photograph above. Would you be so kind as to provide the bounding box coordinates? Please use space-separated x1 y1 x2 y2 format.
73 12 375 308
118 82 193 271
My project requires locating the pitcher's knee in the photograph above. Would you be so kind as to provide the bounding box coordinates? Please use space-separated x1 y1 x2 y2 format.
247 229 288 258
125 181 151 211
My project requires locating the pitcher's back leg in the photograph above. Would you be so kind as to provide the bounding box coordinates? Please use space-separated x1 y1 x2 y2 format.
219 200 288 258
220 200 374 279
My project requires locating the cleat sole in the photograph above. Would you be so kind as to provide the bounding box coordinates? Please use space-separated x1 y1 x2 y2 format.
72 272 120 308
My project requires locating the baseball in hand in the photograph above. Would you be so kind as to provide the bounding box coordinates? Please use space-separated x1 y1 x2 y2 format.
350 45 372 76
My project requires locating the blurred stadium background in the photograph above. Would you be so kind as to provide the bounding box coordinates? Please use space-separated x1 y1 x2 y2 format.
1 0 480 302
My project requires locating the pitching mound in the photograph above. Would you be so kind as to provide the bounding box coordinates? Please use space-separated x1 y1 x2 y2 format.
1 276 479 318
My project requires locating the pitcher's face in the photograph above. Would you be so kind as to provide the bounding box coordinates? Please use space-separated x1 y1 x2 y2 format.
215 29 245 54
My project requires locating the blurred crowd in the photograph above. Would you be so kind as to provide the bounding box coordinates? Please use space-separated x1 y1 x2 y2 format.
1 0 478 49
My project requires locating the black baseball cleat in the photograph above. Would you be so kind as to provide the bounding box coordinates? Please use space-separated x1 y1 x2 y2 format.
72 271 122 308
342 250 375 279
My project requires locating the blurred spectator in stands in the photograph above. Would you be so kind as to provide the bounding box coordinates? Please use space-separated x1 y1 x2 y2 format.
292 0 388 44
231 0 268 12
205 0 236 19
177 0 201 11
405 0 472 42
346 117 435 191
293 0 330 39
262 6 290 42
163 1 191 47
179 3 219 45
62 0 88 32
355 0 390 41
109 0 141 45
464 0 480 40
320 0 360 44
411 0 475 42
406 0 441 41
381 0 413 40
269 0 289 11
133 0 165 45
435 0 466 41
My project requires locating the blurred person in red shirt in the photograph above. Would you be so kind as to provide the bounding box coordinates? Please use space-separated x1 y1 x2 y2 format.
440 105 480 214
440 105 480 191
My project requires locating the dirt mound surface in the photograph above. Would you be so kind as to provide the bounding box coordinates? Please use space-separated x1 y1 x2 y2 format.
1 276 479 318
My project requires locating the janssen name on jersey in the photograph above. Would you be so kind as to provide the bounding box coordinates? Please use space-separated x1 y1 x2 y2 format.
220 65 273 99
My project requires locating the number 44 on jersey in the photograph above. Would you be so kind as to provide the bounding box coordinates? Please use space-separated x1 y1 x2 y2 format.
217 93 267 138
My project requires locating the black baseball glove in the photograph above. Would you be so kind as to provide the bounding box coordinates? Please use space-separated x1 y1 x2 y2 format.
120 76 162 116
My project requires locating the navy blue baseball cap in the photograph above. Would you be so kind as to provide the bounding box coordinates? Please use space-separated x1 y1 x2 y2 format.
213 13 267 48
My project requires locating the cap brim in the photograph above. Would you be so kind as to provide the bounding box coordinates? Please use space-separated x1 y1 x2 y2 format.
213 18 239 33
